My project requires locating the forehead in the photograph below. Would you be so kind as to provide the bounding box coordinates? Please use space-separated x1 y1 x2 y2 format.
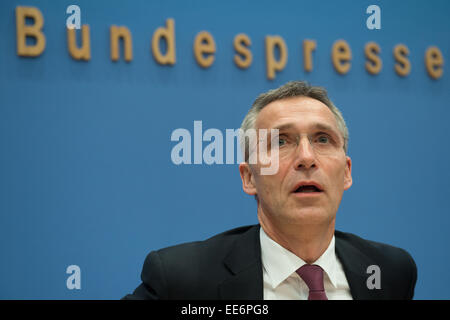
255 96 339 131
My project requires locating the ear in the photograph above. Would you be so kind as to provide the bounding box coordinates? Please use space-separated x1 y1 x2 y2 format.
239 162 257 196
343 156 353 190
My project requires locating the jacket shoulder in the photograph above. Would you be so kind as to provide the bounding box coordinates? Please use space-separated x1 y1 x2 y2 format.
335 230 417 299
156 224 258 260
126 224 259 299
335 230 415 262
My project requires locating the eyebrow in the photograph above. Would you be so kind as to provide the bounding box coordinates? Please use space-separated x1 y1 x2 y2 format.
273 122 341 140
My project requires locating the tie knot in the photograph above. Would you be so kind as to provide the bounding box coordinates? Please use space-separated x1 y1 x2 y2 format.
296 264 325 292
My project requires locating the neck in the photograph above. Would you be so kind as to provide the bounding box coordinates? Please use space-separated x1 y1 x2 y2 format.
258 210 335 264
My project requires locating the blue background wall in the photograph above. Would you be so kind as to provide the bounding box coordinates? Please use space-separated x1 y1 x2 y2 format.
0 0 449 299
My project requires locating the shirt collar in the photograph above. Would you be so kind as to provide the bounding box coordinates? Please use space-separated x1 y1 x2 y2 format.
260 226 339 289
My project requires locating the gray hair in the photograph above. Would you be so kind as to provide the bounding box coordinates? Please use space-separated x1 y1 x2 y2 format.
240 81 349 162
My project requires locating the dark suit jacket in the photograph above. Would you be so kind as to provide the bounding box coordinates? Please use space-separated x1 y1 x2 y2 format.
123 224 417 300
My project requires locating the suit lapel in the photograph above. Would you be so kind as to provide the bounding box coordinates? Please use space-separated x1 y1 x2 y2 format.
217 226 385 299
335 231 384 300
219 225 263 300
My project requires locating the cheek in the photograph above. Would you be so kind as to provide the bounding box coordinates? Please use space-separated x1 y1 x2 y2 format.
324 160 348 194
257 176 279 196
254 169 287 199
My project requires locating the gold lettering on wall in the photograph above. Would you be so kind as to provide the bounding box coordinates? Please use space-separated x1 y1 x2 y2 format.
233 33 252 69
365 42 382 75
393 44 410 77
303 40 316 72
110 25 133 62
332 40 351 74
10 7 447 81
152 18 176 65
265 36 287 80
194 31 216 68
67 25 91 61
16 6 46 57
425 46 444 79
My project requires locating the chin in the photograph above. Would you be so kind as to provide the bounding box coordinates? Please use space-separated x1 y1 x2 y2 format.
287 207 331 225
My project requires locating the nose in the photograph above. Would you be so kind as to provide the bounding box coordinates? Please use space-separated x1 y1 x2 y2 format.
293 135 316 170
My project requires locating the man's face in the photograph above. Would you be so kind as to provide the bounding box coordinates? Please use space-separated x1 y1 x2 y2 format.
239 96 352 228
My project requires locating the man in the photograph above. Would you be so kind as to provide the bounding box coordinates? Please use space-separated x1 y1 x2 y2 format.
123 81 417 300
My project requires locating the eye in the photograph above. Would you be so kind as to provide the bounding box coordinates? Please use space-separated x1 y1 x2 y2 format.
278 138 287 146
316 134 330 144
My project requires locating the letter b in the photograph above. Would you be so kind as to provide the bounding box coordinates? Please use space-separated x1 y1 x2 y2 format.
16 6 46 57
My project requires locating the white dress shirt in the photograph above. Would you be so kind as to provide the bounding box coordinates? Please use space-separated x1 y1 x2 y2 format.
260 227 353 300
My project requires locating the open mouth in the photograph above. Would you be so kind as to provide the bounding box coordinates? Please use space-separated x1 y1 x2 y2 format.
292 182 324 195
294 185 322 193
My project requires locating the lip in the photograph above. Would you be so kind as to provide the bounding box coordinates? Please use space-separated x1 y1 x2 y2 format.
292 192 323 198
291 181 324 193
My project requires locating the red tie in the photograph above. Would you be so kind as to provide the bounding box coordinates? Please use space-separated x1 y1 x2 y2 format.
296 264 328 300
